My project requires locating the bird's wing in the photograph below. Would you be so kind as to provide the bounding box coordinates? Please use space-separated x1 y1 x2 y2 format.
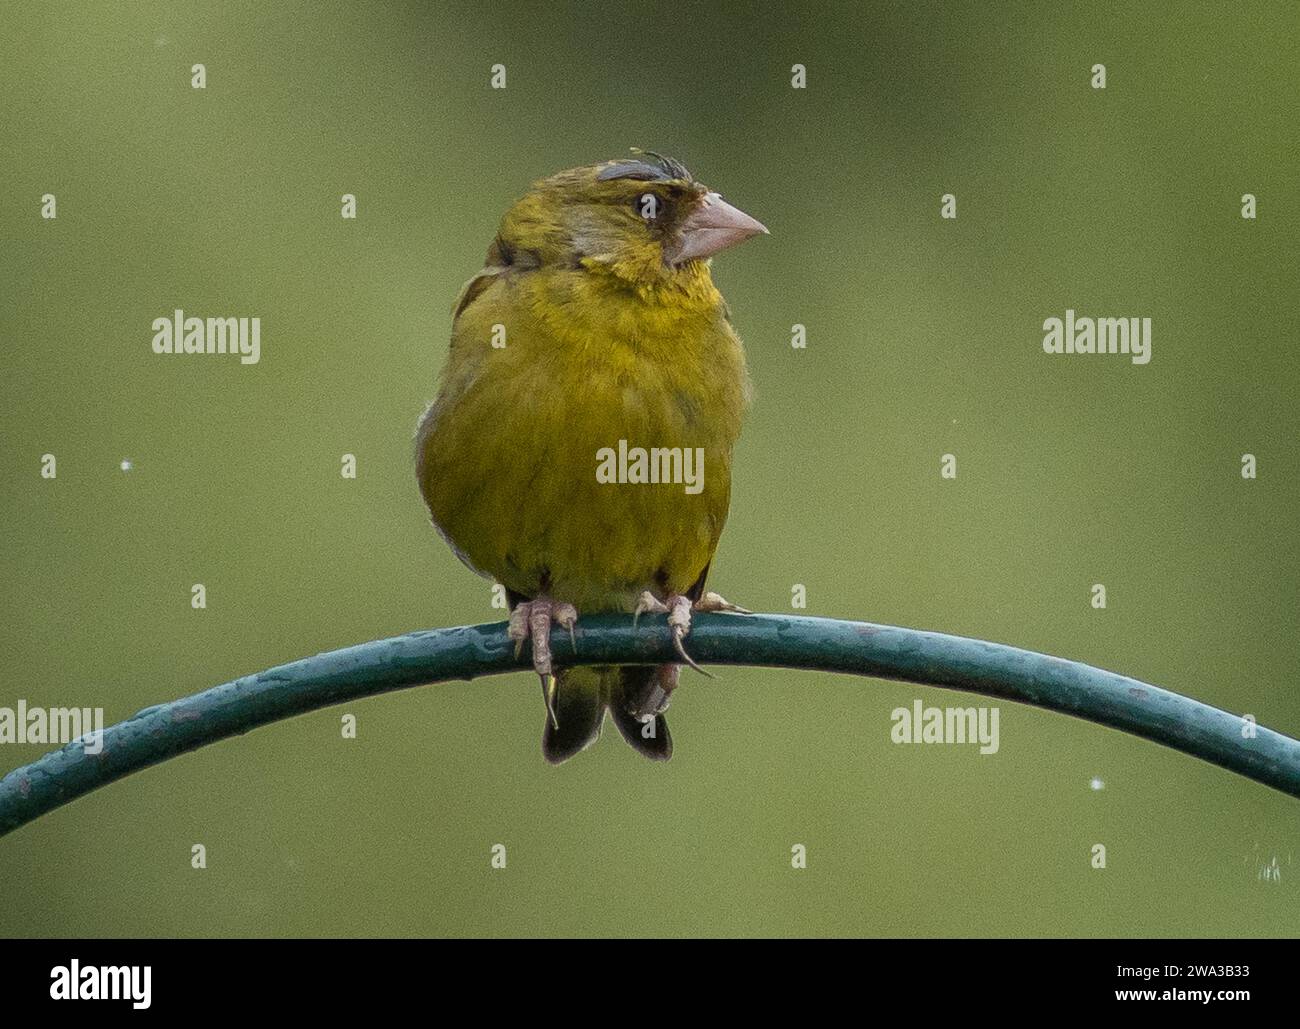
451 267 503 320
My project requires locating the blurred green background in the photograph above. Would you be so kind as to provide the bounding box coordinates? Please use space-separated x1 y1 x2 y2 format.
2 1 1297 937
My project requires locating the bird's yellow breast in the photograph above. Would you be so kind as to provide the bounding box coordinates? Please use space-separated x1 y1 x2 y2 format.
417 262 750 611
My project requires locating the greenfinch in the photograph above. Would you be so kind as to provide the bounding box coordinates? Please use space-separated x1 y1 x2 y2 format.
416 152 766 762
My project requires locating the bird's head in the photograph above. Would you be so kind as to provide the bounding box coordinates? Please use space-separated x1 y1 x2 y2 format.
489 151 768 288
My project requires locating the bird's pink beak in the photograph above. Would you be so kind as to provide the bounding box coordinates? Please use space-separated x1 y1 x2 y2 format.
670 192 768 264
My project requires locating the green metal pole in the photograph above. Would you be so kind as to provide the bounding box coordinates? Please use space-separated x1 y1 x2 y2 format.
2 613 1297 838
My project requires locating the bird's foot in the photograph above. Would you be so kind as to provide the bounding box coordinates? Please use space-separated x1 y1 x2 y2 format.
633 590 751 677
508 597 578 730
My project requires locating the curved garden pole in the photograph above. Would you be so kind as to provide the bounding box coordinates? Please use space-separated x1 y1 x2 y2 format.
2 613 1298 837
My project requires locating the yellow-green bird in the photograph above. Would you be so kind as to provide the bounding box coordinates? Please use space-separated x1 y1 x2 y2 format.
416 151 766 763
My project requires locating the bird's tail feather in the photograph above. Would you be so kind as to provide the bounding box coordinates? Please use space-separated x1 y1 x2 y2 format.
609 666 673 761
542 665 674 764
541 666 606 764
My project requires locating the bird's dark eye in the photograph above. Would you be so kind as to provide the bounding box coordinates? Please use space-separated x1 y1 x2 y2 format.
636 192 667 222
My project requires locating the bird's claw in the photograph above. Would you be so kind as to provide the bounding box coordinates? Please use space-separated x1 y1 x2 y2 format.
632 590 669 628
507 597 578 727
538 673 559 731
695 591 752 615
